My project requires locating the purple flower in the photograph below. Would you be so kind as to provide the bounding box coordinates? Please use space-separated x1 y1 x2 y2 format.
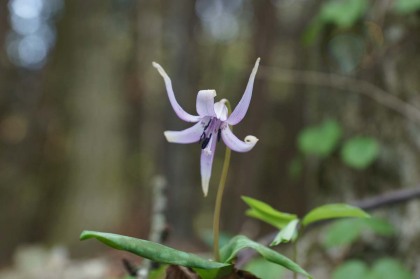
153 58 260 196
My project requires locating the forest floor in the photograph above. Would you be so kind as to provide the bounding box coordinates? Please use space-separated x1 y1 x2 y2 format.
0 244 134 279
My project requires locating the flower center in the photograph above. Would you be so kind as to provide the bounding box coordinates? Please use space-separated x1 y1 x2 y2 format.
199 117 222 149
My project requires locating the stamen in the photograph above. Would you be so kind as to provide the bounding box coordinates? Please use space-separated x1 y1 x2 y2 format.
199 132 206 143
201 133 212 149
203 119 212 131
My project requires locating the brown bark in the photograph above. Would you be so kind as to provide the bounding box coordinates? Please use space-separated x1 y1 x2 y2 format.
44 0 135 252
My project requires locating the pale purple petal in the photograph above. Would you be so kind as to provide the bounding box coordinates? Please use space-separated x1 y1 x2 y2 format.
221 125 258 152
153 62 200 122
214 100 228 121
196 90 216 117
164 122 204 143
227 58 260 125
200 135 217 196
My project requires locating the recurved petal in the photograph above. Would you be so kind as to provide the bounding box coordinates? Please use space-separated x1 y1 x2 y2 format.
164 122 204 143
196 90 216 117
200 136 217 196
221 125 258 152
152 62 200 122
227 58 260 125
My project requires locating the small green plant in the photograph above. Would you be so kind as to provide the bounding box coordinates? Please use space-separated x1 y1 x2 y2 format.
243 197 370 279
80 59 313 278
243 197 370 246
79 60 390 278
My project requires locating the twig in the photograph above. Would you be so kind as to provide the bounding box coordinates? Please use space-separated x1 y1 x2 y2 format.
259 67 420 124
352 186 420 210
122 258 138 276
136 176 168 278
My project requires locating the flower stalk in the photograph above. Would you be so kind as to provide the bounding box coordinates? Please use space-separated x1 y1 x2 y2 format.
212 101 232 261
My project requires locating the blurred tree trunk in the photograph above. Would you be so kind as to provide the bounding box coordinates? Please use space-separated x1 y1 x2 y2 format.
160 0 201 241
0 0 23 263
0 1 49 263
45 0 134 251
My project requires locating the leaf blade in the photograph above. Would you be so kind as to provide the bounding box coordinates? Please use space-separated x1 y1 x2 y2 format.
270 219 300 246
80 231 228 270
242 196 297 229
341 136 379 169
220 235 312 278
302 204 370 226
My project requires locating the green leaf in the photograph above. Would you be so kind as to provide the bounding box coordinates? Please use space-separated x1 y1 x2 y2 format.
324 219 365 248
298 119 342 157
324 218 395 248
333 260 369 279
341 136 379 169
270 219 300 246
242 196 297 229
303 0 368 45
369 258 413 279
362 218 395 237
245 258 286 279
320 0 368 28
80 231 228 270
394 0 420 14
302 203 370 226
220 235 312 278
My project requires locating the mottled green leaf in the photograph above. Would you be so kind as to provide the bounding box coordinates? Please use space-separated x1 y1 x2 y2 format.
245 258 286 279
298 119 342 157
220 235 312 278
80 231 228 270
270 219 299 246
341 136 379 169
302 204 370 226
242 196 297 229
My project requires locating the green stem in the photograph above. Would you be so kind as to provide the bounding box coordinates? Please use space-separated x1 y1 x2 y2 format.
212 144 231 261
212 99 232 261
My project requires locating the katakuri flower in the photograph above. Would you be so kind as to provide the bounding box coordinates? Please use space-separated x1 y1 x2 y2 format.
152 58 260 196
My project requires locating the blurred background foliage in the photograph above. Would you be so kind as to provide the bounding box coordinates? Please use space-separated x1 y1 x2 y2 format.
1 0 420 277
